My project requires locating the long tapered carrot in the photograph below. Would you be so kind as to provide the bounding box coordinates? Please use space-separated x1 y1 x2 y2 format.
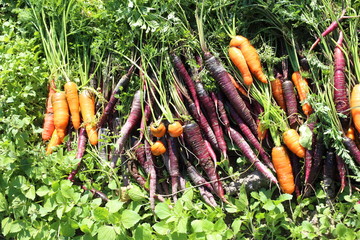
52 92 69 141
271 77 287 111
228 73 248 96
46 129 62 155
283 129 306 158
272 146 295 194
229 35 267 84
65 81 81 130
42 79 57 141
228 46 253 86
291 71 312 116
79 90 98 145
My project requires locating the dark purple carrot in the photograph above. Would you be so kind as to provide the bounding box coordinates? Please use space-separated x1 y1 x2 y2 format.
323 150 336 199
203 52 258 136
198 186 218 207
288 151 302 197
81 185 109 202
97 65 135 128
309 10 346 51
307 136 325 186
171 53 201 113
127 160 148 190
144 139 157 210
333 31 350 127
165 137 180 202
304 120 317 184
228 127 278 184
227 103 275 171
204 139 217 166
195 81 227 158
178 174 186 191
111 90 142 168
343 137 360 165
335 155 347 192
212 92 230 135
68 128 87 182
282 80 299 128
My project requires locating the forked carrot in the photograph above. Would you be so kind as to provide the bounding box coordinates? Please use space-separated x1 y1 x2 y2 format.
228 46 253 86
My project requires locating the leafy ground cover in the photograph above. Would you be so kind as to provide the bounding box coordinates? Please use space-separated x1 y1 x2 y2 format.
1 0 359 239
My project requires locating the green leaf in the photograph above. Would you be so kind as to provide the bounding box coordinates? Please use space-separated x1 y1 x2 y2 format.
155 202 172 220
25 185 36 200
152 221 169 235
263 199 275 211
354 203 360 213
134 223 153 239
80 219 94 234
108 180 117 190
277 194 293 202
36 185 50 197
106 200 124 213
60 221 75 237
93 207 109 221
177 216 188 233
299 124 313 149
191 220 203 233
127 185 147 202
97 226 117 240
214 218 227 232
0 192 8 212
231 219 242 235
121 210 141 229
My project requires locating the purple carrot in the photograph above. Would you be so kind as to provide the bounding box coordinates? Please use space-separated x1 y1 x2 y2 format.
127 160 148 190
198 186 218 207
195 81 227 158
227 103 275 171
68 128 87 182
203 52 258 136
97 65 135 128
307 136 325 186
282 80 299 128
304 120 317 184
111 90 142 168
228 127 278 184
171 53 201 113
335 155 347 192
342 137 360 165
166 136 180 202
309 10 346 51
204 139 217 166
333 31 350 127
144 139 157 210
288 151 302 197
211 91 230 134
323 150 336 199
178 174 186 191
81 185 109 202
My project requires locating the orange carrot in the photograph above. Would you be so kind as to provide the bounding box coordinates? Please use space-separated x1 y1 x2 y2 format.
346 127 355 140
272 146 295 194
257 121 267 141
283 129 306 158
65 81 81 130
167 121 183 137
151 140 166 156
228 46 253 86
46 129 62 155
230 35 267 84
350 84 360 133
79 90 98 145
42 79 56 141
291 71 312 116
52 92 69 141
150 122 166 138
271 78 287 111
228 73 248 96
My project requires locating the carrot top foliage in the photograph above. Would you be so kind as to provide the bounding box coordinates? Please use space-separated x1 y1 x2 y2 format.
1 0 360 239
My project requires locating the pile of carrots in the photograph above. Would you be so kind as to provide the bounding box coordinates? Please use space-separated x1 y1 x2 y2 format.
40 7 360 208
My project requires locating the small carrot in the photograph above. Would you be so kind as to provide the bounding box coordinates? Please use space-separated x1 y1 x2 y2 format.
150 122 167 138
350 84 360 133
229 35 267 84
52 92 69 141
271 77 287 111
228 46 253 86
272 146 295 194
291 71 312 116
167 121 183 137
346 127 355 140
228 73 248 96
283 129 306 158
42 79 57 141
79 90 98 145
46 129 62 155
64 81 81 130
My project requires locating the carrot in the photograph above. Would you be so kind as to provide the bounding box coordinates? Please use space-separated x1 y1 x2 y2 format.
350 84 360 133
282 80 299 128
346 127 355 140
304 120 317 184
79 90 98 145
64 81 81 130
67 127 87 182
42 79 56 141
52 92 69 141
111 90 142 168
228 73 248 96
166 137 180 202
323 149 336 199
144 139 159 210
203 52 258 136
150 122 166 138
343 136 360 165
271 77 287 111
335 155 347 192
97 65 135 128
228 46 253 86
229 127 278 184
167 121 183 137
183 122 226 202
272 146 295 194
46 129 62 155
333 31 350 127
150 140 166 156
306 137 325 187
229 35 267 84
288 151 302 197
283 129 305 158
291 71 312 116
